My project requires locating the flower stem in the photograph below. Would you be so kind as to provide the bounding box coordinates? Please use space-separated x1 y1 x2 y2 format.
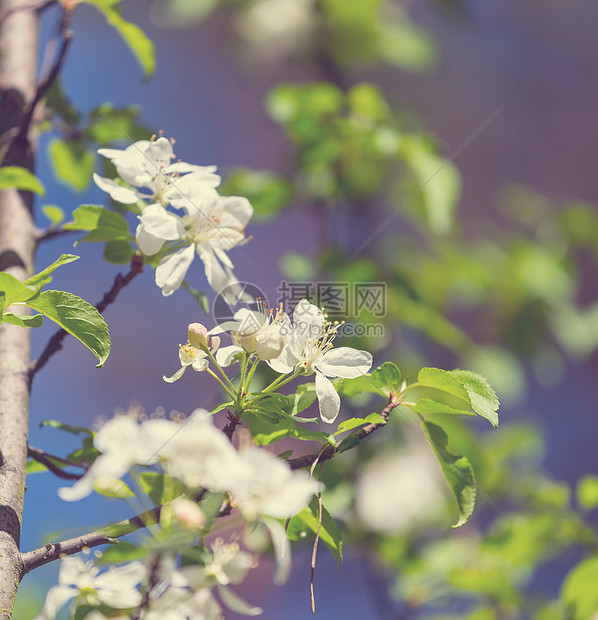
206 369 237 401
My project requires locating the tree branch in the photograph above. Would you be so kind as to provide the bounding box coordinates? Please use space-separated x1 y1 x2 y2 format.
29 255 143 382
19 504 163 577
27 445 84 480
15 4 72 145
288 398 399 470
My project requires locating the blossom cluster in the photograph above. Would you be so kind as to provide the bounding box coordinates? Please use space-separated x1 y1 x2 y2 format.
167 298 373 423
94 137 253 300
58 412 319 520
35 539 261 620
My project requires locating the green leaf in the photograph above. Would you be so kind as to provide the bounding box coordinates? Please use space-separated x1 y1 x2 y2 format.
23 254 79 290
249 412 296 446
370 361 401 393
40 419 94 436
285 384 317 416
64 205 130 244
84 1 155 78
25 459 48 474
577 475 598 511
334 412 385 435
0 273 37 305
562 555 598 620
340 374 383 398
398 137 460 234
49 138 95 191
418 367 471 403
287 497 343 566
450 370 500 428
292 426 334 445
27 290 111 367
423 421 476 527
42 205 65 226
2 312 44 328
0 166 44 194
220 169 293 221
337 435 360 454
411 398 475 418
103 240 134 264
87 104 147 143
137 472 185 506
98 542 146 564
65 204 128 231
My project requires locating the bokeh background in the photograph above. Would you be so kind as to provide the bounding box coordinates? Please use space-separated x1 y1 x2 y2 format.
16 0 598 617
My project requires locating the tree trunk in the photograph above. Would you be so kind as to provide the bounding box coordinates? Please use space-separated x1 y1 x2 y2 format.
0 1 39 616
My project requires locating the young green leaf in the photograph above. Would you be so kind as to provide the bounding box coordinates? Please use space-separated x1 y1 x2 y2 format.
49 138 95 191
103 240 134 264
97 542 146 565
422 421 476 527
411 398 475 418
83 1 156 78
576 475 598 511
40 419 94 436
562 555 598 620
137 472 185 506
42 205 65 226
23 254 79 290
249 413 296 446
334 412 386 436
0 273 37 305
182 281 210 314
449 370 500 428
370 361 401 393
285 383 317 415
287 497 343 566
340 374 382 397
0 166 45 194
1 312 44 328
27 290 111 367
417 367 471 403
64 205 131 244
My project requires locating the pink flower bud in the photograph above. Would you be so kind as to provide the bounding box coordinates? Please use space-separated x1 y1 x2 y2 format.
188 323 209 348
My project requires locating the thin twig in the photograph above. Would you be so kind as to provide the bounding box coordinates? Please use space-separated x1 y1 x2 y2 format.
288 398 398 471
29 255 143 383
35 226 76 246
15 5 73 143
132 555 161 620
27 445 84 480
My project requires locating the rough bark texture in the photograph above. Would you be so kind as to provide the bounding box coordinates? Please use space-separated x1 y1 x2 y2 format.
0 1 39 616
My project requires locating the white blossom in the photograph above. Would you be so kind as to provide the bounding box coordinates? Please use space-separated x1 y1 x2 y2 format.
94 136 220 206
214 303 290 364
268 299 373 423
163 333 220 383
135 194 253 300
58 416 179 502
34 556 144 620
229 446 320 521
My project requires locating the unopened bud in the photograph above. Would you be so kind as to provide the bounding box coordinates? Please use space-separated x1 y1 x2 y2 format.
188 323 208 348
255 326 285 360
172 497 206 530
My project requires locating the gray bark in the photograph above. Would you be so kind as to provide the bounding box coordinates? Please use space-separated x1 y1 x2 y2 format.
0 1 39 616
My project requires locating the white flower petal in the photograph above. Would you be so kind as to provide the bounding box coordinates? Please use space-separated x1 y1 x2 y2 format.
219 196 254 230
163 365 188 383
138 204 184 241
155 245 195 296
217 585 262 616
215 345 244 367
315 372 341 423
93 174 139 204
196 245 237 299
266 344 296 374
135 223 165 256
316 347 373 379
262 517 291 585
34 585 76 620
